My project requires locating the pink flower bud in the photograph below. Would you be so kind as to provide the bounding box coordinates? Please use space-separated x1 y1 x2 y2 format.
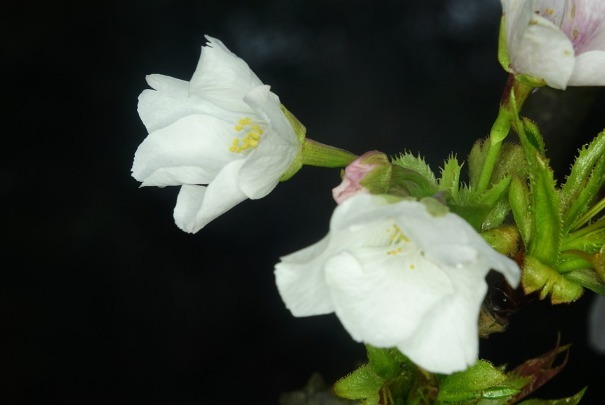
332 151 387 204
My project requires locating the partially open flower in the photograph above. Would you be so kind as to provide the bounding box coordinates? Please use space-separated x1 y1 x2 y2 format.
501 0 605 89
275 194 521 374
132 36 301 233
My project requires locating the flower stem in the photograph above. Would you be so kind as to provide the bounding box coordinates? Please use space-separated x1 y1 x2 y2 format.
476 75 533 192
302 139 358 168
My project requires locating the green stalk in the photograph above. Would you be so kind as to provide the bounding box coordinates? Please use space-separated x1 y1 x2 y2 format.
476 76 533 192
301 139 358 168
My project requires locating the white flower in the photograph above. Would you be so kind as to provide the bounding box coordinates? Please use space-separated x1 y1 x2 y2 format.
132 36 301 233
274 194 521 374
501 0 605 89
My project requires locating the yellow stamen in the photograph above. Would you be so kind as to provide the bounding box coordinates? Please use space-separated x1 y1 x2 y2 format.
230 117 265 154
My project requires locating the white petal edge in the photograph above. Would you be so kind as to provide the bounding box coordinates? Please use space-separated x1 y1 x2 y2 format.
275 236 337 316
174 159 248 233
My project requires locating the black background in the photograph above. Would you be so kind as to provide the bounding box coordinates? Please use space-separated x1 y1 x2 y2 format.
4 0 605 403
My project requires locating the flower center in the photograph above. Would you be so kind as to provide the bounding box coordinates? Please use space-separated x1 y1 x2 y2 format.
384 223 421 270
230 117 264 153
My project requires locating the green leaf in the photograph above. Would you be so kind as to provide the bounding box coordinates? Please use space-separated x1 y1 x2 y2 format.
517 387 586 405
469 138 488 188
366 346 411 379
561 216 605 253
437 360 526 403
563 268 605 296
481 225 521 257
334 346 417 404
389 166 439 199
391 152 438 188
509 175 532 246
559 129 605 228
492 143 527 183
333 364 384 404
512 117 561 265
451 177 511 231
565 155 605 232
522 255 584 304
439 155 462 200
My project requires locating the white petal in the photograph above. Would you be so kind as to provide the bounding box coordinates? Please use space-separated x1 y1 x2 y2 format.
174 159 248 233
397 268 487 374
568 50 605 86
138 87 236 134
562 0 605 53
238 86 300 199
329 193 391 232
510 13 575 89
275 236 336 316
145 74 189 98
189 36 264 110
324 249 454 346
132 114 238 187
173 184 207 233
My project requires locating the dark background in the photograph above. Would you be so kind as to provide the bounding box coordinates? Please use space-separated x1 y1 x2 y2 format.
4 0 605 403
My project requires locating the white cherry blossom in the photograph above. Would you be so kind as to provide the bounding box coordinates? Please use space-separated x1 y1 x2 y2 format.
275 194 520 374
132 36 301 233
501 0 605 89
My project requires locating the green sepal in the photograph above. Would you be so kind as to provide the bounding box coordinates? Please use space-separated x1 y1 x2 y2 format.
517 387 586 405
522 255 584 304
497 15 511 72
515 74 546 88
437 360 527 403
281 104 306 144
279 105 358 180
279 105 306 180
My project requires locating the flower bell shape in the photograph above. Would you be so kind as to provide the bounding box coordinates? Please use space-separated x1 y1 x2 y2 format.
132 36 301 233
501 0 605 89
274 194 521 374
